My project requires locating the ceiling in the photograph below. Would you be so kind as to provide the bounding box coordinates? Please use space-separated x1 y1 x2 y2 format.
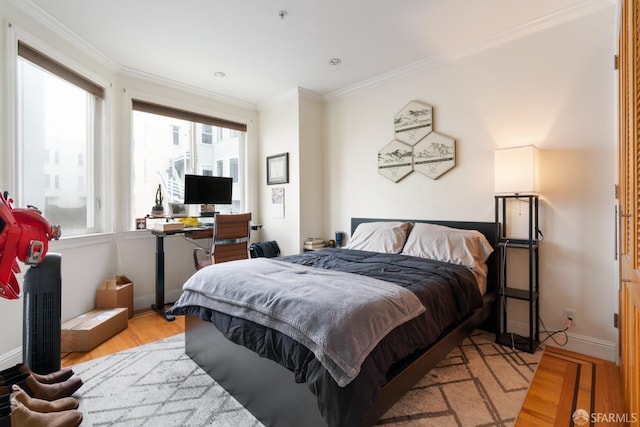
27 0 597 107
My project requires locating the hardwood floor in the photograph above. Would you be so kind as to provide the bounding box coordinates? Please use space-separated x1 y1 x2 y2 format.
60 309 185 367
61 311 626 425
516 346 626 427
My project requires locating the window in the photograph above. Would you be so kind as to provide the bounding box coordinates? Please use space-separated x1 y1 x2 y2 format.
16 41 105 236
131 100 246 226
230 158 239 183
172 126 180 145
201 125 212 145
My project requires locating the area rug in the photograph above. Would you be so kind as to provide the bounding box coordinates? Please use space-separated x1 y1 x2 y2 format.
70 330 542 427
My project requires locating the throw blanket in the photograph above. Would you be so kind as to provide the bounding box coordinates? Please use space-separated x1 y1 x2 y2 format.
170 258 426 386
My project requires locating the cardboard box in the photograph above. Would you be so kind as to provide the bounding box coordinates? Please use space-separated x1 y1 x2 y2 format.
61 308 128 352
96 275 134 317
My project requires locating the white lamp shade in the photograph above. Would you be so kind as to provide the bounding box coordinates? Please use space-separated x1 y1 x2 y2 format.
494 145 538 194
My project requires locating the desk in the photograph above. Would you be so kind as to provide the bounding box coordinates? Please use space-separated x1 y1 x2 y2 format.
149 227 212 321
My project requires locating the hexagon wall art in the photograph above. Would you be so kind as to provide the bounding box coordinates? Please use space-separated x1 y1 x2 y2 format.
379 100 457 182
378 139 413 182
413 131 456 179
394 100 433 146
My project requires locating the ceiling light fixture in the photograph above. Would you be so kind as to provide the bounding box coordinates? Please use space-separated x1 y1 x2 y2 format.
213 71 226 78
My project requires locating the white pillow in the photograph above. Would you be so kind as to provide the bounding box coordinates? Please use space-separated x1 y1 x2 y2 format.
345 221 413 253
401 223 494 294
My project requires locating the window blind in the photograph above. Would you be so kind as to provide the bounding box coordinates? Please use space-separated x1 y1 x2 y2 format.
17 41 104 99
132 99 247 132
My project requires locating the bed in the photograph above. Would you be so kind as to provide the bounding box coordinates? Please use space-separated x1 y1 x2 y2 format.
168 217 498 427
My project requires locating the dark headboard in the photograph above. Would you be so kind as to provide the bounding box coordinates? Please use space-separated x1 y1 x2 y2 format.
350 217 499 295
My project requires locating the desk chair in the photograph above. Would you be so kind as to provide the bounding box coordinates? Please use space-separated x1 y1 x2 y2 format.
193 213 252 269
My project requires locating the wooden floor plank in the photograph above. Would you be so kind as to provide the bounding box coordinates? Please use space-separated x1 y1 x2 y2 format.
517 345 625 427
594 363 626 426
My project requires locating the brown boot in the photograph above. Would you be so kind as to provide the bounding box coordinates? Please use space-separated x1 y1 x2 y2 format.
0 364 74 385
7 399 82 427
18 364 74 385
11 385 79 412
22 375 83 401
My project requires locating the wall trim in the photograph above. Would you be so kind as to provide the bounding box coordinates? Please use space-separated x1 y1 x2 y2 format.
325 0 616 100
543 330 617 363
0 346 23 370
49 232 115 251
507 320 617 362
134 289 183 313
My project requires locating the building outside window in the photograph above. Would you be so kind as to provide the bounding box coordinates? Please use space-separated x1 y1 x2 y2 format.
131 100 246 226
201 124 212 145
230 158 238 183
16 41 105 236
172 125 180 145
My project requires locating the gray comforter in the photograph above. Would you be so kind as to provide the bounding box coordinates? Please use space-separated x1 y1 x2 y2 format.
170 258 426 386
169 249 485 427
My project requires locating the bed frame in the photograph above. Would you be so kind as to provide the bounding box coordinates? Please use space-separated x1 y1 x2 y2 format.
185 218 498 427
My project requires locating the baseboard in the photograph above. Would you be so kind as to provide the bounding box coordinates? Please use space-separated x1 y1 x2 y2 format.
133 289 184 312
506 320 617 362
0 347 23 370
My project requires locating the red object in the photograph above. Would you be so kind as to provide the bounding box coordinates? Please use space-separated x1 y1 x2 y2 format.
0 192 60 299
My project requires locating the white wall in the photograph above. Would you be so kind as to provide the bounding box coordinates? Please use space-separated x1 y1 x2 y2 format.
323 4 618 359
298 92 325 245
258 94 301 255
257 89 324 254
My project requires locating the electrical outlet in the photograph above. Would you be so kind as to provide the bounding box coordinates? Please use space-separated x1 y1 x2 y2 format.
563 308 576 327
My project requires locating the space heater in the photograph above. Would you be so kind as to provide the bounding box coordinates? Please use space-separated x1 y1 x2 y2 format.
22 252 62 374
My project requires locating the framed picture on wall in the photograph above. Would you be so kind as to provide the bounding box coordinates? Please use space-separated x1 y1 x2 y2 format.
267 153 289 185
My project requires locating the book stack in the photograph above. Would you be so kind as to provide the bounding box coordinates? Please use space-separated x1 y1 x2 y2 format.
304 238 325 250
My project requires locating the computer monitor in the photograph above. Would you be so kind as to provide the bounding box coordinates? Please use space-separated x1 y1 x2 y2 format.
183 175 233 205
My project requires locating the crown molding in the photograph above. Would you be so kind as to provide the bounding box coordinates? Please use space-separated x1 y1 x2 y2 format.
8 0 119 71
257 87 324 111
325 0 616 101
257 87 299 111
119 66 257 111
297 87 324 104
9 0 257 111
9 0 614 107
